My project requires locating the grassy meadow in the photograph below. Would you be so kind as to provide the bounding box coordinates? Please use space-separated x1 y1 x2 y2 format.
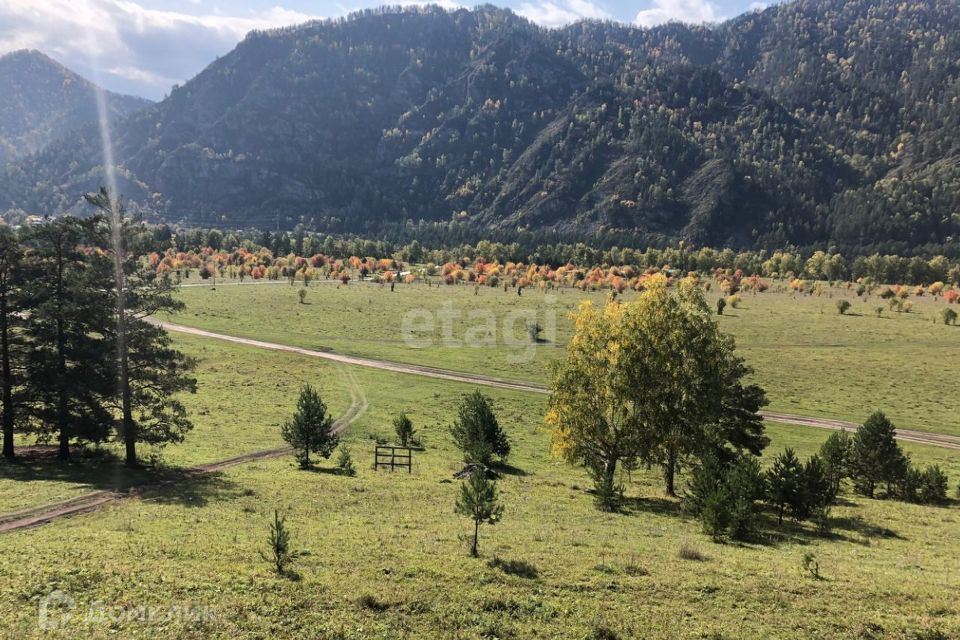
0 277 957 638
164 277 960 436
0 334 958 637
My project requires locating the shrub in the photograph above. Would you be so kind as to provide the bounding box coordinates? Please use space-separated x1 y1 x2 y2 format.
298 288 307 304
590 465 625 512
941 308 958 325
801 552 820 579
716 297 726 315
393 412 416 447
918 465 949 504
358 594 390 612
678 541 706 561
836 299 852 315
699 486 731 541
725 294 741 309
687 455 762 541
801 454 835 518
896 466 923 502
336 444 356 477
455 468 504 557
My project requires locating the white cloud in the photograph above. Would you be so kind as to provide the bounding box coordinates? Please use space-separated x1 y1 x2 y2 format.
517 0 611 28
0 0 321 99
633 0 721 28
749 1 768 10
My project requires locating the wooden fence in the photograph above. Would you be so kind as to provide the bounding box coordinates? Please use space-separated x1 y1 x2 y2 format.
374 445 413 472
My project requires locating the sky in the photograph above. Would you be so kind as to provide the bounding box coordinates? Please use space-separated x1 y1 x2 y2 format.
0 0 777 100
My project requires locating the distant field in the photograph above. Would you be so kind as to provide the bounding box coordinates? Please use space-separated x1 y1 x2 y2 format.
164 278 960 436
0 334 957 638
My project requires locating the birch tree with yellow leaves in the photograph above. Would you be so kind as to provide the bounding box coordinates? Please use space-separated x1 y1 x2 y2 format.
546 276 767 508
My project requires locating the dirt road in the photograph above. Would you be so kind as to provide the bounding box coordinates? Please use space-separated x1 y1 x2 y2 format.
154 320 960 451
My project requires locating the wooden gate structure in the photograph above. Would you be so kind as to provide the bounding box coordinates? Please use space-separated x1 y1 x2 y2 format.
374 445 413 472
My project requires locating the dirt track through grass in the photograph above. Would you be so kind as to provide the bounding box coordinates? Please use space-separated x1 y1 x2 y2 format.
0 385 365 534
153 319 960 450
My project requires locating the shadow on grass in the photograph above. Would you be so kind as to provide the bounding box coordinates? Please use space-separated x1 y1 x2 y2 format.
829 516 904 540
147 471 244 508
620 495 682 518
0 447 170 496
491 461 528 477
488 556 539 579
742 511 904 548
302 465 350 476
0 446 251 512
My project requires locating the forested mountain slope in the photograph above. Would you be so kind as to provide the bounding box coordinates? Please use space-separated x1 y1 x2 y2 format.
2 0 959 252
0 50 150 164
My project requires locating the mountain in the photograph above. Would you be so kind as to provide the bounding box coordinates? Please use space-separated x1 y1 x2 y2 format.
2 1 959 252
0 50 151 165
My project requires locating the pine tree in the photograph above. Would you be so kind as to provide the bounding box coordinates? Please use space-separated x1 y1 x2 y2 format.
264 511 294 575
281 384 338 468
20 218 113 459
86 189 198 465
819 431 852 496
800 454 834 521
393 412 415 447
450 389 509 465
850 411 907 498
0 228 23 459
454 468 504 557
765 448 805 524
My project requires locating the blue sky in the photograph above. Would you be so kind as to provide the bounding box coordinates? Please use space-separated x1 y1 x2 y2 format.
0 0 777 99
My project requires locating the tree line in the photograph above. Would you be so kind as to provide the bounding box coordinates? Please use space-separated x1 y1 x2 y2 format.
0 189 196 465
124 222 960 289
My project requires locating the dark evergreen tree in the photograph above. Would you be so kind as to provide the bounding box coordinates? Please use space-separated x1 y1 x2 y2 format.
819 431 853 496
0 228 23 459
87 188 197 464
393 412 415 447
20 218 113 459
454 467 503 557
765 448 805 524
850 411 907 498
450 389 509 466
281 384 338 468
800 454 835 521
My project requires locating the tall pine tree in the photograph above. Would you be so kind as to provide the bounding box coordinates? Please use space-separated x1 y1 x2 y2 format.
86 189 197 465
21 218 113 459
0 228 23 459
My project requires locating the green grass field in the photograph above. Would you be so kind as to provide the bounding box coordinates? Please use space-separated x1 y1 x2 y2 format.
0 336 958 638
1 279 958 638
164 278 960 436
